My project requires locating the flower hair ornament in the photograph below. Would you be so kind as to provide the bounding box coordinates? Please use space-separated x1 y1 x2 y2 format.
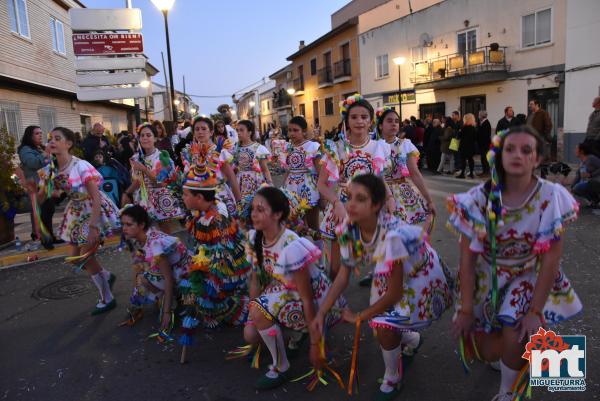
338 93 375 135
136 122 153 134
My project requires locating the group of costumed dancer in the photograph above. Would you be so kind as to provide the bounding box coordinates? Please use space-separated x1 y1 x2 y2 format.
24 92 582 401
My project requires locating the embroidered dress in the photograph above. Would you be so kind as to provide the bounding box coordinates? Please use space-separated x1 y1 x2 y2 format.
129 227 191 306
320 138 390 239
338 213 454 331
282 140 321 207
233 142 270 199
38 157 119 245
181 142 237 216
134 149 185 222
269 138 288 175
447 179 582 332
247 228 346 331
179 201 250 328
384 138 428 225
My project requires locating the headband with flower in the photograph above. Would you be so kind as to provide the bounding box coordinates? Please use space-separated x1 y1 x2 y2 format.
339 93 375 123
136 122 153 134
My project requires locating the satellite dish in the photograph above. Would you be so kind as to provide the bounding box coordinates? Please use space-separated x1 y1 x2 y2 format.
419 32 433 47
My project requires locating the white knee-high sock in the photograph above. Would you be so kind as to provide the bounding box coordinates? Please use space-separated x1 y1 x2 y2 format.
258 325 289 377
91 273 113 304
380 344 402 393
499 360 519 394
401 331 420 349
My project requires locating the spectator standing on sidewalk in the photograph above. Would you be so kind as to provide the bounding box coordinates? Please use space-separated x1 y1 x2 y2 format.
584 96 600 155
437 116 455 174
496 106 517 132
527 99 553 177
457 113 477 179
451 111 463 173
17 125 59 249
477 110 492 177
83 123 114 162
427 118 442 173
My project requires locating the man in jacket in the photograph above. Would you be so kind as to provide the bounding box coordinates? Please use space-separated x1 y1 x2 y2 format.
496 106 517 132
527 99 553 177
82 123 114 162
477 110 492 177
584 97 600 156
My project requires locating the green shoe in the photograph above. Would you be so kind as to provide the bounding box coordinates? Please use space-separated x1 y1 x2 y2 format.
375 380 403 401
91 298 117 316
255 370 288 390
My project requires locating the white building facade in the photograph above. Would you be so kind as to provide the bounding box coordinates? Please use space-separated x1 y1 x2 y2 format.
358 0 589 158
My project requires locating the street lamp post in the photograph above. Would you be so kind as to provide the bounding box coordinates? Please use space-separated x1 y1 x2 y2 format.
393 56 406 122
151 0 176 121
286 87 295 117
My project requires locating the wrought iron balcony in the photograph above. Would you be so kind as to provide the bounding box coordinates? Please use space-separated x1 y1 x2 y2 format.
410 45 509 89
273 90 291 109
293 77 304 93
318 66 333 87
334 58 352 81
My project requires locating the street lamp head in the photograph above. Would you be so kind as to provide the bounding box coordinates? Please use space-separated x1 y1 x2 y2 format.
139 80 150 88
287 88 296 95
249 101 256 107
393 56 406 66
151 0 175 11
174 99 180 106
231 109 237 114
190 107 197 114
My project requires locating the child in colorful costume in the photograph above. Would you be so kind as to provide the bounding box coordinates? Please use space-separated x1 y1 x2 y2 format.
179 143 250 337
181 116 242 216
376 107 435 225
243 186 346 390
311 173 453 401
233 119 272 199
119 204 190 329
282 116 322 232
36 127 120 315
122 123 184 233
317 94 393 277
447 125 582 401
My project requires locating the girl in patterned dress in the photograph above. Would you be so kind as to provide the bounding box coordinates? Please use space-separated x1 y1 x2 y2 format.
35 127 120 315
119 205 190 329
282 116 322 232
447 126 582 401
243 187 346 390
317 94 394 277
377 107 435 225
233 120 272 199
311 174 453 401
181 116 242 216
122 123 185 233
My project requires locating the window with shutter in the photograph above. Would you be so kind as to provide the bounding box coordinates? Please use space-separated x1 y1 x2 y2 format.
38 107 56 137
0 102 23 141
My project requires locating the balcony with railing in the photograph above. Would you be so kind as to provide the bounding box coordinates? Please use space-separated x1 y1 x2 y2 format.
273 90 291 109
410 45 509 89
333 58 352 82
293 76 304 94
318 66 333 88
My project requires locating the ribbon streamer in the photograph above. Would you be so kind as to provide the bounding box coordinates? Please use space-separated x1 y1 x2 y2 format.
347 317 362 395
291 337 345 392
511 362 532 400
31 193 52 242
65 242 100 271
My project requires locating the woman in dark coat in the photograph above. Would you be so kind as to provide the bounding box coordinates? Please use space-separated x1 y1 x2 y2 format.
426 119 443 173
457 113 477 178
437 117 455 174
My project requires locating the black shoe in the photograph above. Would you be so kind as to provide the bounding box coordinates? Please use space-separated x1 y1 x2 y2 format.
41 240 55 250
91 299 117 316
358 273 373 287
468 174 475 179
53 238 65 245
457 174 465 179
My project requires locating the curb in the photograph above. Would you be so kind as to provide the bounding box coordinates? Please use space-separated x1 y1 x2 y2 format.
0 236 121 270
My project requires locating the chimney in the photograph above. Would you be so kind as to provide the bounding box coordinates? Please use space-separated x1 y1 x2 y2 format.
299 40 305 50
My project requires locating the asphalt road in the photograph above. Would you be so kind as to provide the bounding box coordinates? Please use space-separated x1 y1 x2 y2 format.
1 174 598 401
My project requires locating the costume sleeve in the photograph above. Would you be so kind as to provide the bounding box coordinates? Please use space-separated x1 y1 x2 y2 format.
304 141 322 170
148 231 180 259
375 224 426 275
402 138 420 159
321 140 340 183
446 184 488 253
255 144 271 160
220 148 234 164
372 139 392 176
75 159 102 186
533 182 579 253
273 237 321 276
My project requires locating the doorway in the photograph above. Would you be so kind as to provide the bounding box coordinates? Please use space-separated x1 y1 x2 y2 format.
528 88 560 159
460 95 486 118
419 102 446 120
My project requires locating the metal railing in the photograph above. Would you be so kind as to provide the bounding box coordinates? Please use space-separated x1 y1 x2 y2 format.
411 45 508 84
273 91 291 108
318 66 333 86
334 58 352 79
293 77 304 92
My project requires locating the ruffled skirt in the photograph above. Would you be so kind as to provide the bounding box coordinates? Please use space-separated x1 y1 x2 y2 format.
387 180 428 225
238 170 266 199
284 172 320 207
59 192 120 245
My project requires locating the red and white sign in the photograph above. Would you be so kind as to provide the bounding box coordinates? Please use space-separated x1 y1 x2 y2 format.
72 33 143 56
